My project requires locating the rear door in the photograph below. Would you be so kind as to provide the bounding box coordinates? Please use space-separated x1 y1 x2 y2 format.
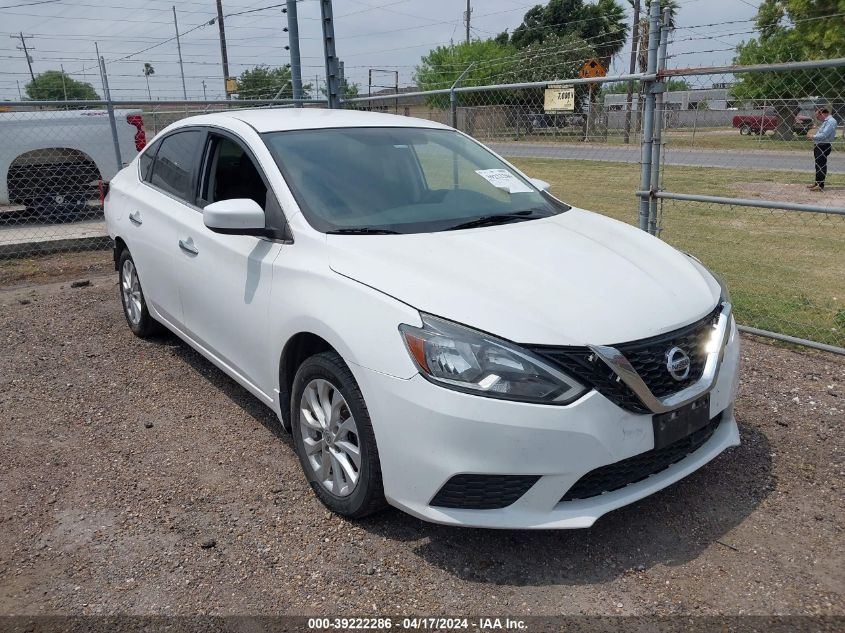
128 128 204 326
172 130 285 399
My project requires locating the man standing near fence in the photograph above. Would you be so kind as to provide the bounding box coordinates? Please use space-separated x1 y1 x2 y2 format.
807 107 838 191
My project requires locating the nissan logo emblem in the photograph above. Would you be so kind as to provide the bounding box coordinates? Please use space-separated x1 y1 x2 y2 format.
665 346 691 381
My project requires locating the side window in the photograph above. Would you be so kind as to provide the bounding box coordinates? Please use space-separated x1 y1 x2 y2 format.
202 136 267 210
149 130 203 202
138 139 160 182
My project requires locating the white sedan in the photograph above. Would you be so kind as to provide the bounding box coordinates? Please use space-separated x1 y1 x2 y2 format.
104 109 740 529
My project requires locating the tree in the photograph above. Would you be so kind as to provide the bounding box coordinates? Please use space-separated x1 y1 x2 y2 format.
319 77 360 99
507 0 629 70
143 63 155 100
340 78 360 98
732 0 845 139
414 39 518 107
509 33 596 85
755 0 845 59
235 65 312 99
25 70 99 101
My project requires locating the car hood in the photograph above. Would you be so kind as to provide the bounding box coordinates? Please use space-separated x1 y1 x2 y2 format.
327 208 721 346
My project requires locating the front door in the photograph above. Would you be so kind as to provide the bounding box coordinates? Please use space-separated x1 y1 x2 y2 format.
173 132 284 400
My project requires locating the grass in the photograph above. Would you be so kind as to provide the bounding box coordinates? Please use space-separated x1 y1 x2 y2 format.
509 157 845 348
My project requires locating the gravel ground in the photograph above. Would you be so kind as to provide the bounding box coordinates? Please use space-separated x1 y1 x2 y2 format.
0 272 843 617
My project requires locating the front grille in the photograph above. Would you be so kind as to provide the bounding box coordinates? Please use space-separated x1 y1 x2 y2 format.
430 474 540 510
560 413 723 501
531 306 721 413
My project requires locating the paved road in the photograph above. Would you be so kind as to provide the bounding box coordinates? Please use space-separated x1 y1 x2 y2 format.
489 142 845 174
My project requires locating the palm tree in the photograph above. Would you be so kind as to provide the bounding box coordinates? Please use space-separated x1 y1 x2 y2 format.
590 0 630 71
638 0 679 72
143 63 155 100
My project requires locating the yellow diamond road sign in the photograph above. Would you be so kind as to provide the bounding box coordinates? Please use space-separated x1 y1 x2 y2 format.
544 85 575 113
579 58 606 78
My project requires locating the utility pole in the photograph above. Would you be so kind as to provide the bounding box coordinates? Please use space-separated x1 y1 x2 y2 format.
59 63 68 100
320 0 341 108
284 0 303 104
216 0 231 100
11 32 37 96
172 6 188 101
464 0 471 44
95 41 123 170
623 0 641 144
202 80 207 101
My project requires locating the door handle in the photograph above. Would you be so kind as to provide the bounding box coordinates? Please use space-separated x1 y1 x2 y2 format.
128 211 142 226
178 238 198 255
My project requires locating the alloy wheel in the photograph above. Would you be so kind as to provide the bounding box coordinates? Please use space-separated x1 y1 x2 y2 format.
299 378 361 497
121 259 143 326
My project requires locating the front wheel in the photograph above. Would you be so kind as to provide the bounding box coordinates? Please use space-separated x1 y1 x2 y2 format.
291 351 386 519
739 124 751 135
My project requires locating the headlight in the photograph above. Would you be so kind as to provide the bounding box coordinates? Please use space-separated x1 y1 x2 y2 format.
399 314 587 405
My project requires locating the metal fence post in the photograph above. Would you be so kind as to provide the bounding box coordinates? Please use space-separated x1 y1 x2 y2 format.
286 0 303 107
637 0 661 231
451 62 475 130
96 46 123 171
320 0 341 109
648 7 671 235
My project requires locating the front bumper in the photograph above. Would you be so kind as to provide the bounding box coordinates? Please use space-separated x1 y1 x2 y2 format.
352 322 740 529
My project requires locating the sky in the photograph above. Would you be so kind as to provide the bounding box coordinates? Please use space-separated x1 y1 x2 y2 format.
0 0 761 102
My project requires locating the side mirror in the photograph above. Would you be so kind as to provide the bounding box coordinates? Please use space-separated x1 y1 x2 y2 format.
530 178 551 192
203 198 266 235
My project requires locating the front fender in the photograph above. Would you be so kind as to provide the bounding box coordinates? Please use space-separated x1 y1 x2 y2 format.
270 266 422 385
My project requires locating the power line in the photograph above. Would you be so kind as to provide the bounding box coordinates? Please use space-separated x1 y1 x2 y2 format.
0 0 61 8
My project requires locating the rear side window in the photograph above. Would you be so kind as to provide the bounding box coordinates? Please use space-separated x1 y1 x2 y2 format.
149 130 203 202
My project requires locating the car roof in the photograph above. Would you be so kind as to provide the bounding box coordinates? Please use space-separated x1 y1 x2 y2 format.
175 107 452 134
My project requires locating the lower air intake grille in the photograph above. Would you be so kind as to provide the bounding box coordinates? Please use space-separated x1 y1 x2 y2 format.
561 414 723 502
430 474 541 510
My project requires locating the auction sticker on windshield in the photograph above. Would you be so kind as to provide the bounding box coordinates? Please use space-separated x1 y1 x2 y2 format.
475 169 533 194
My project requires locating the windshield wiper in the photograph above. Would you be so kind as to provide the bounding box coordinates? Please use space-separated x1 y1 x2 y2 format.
326 227 401 235
444 209 550 231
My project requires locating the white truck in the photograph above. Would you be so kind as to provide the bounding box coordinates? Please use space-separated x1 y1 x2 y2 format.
0 109 145 219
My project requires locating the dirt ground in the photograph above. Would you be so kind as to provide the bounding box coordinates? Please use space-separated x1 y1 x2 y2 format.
0 272 843 617
735 182 845 207
0 250 111 288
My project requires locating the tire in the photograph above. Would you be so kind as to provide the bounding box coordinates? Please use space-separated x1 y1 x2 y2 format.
739 124 751 135
117 248 161 338
291 351 386 519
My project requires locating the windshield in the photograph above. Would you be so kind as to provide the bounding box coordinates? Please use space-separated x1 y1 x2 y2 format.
262 127 568 234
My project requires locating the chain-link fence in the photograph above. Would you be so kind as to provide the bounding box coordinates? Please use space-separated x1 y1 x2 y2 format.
1 4 843 352
0 98 323 258
650 55 845 353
